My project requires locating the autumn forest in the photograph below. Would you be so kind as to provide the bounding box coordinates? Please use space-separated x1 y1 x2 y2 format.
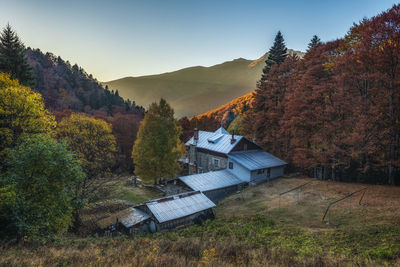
0 2 400 266
184 5 400 185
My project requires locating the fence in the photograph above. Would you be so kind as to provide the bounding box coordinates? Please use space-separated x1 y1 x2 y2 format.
278 181 313 210
322 187 369 224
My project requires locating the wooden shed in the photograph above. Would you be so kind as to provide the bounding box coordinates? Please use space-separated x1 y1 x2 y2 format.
139 191 216 231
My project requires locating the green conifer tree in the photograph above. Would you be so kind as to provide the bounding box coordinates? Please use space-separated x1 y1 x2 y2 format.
307 35 321 51
263 31 288 74
0 24 33 87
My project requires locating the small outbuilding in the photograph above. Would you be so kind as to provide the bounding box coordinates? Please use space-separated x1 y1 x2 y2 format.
179 170 247 202
96 207 151 235
140 191 216 231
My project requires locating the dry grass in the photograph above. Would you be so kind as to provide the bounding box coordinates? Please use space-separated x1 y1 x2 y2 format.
217 176 400 227
93 175 161 204
1 175 400 266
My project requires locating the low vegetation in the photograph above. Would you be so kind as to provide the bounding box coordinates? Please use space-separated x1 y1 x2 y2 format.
1 176 399 266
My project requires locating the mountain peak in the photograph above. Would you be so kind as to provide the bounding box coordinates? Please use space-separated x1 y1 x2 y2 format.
104 49 304 117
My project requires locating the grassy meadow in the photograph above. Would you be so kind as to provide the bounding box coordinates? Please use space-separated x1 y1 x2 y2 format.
1 176 400 266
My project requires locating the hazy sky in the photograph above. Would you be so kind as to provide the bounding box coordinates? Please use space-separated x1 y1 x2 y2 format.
0 0 397 81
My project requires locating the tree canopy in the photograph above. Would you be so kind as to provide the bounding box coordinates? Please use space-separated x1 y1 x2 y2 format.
263 31 288 74
0 73 55 154
241 5 400 184
56 113 117 200
132 99 183 184
0 135 84 239
0 24 33 86
183 5 400 185
307 35 321 51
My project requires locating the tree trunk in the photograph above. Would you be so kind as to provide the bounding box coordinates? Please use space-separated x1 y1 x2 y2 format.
388 80 395 185
71 209 82 234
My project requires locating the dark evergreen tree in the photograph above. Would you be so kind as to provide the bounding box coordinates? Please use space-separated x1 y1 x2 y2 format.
263 31 288 74
307 35 321 51
0 24 33 86
224 110 235 128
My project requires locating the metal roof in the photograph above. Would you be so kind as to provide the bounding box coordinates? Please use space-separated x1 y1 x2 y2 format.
96 207 150 229
185 127 242 154
215 127 230 135
146 191 215 223
119 208 151 228
228 150 287 171
179 170 245 192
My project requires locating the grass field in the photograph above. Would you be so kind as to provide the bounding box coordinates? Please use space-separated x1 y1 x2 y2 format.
91 175 161 204
1 176 400 266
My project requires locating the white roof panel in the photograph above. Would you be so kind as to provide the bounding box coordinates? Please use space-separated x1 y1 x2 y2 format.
146 192 215 223
179 170 245 192
228 150 287 171
185 128 242 154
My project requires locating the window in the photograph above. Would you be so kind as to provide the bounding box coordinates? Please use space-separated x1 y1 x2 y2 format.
229 162 233 169
257 169 265 174
213 158 219 168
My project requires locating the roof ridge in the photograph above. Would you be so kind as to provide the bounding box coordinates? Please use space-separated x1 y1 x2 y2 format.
146 191 201 204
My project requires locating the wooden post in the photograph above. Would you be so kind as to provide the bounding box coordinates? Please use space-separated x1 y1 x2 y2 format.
349 195 352 213
327 209 331 225
297 187 301 203
278 196 281 211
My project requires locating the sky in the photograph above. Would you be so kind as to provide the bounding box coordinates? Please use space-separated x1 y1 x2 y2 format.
0 0 397 81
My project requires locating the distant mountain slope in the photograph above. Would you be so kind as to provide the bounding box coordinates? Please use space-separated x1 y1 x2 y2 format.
104 50 304 117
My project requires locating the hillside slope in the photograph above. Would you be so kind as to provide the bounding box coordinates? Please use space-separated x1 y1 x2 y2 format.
104 50 304 117
194 91 254 120
26 48 144 116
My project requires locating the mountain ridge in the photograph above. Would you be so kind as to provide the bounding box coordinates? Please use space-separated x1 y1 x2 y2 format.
103 49 304 117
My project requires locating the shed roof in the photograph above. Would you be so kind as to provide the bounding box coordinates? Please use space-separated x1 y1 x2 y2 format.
179 170 245 192
146 191 215 223
228 150 287 171
185 127 242 154
96 207 150 229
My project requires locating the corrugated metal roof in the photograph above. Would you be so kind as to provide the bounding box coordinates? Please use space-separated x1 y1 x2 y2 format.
215 127 230 135
185 127 242 154
96 207 150 229
146 192 215 223
228 150 287 171
179 170 245 192
119 207 151 228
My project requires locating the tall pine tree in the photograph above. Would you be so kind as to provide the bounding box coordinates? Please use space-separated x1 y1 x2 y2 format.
307 35 321 51
0 24 33 87
263 31 288 74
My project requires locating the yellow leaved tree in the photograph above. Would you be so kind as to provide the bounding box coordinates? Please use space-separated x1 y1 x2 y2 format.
0 73 55 154
56 113 117 200
132 99 183 184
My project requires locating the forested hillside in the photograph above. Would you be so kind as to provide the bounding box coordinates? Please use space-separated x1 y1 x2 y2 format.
182 4 400 185
26 48 145 116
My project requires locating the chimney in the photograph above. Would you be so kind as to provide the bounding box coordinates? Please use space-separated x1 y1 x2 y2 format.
230 130 236 144
193 128 199 143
